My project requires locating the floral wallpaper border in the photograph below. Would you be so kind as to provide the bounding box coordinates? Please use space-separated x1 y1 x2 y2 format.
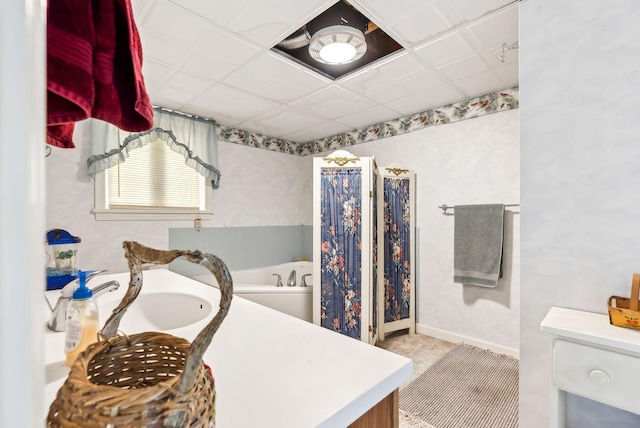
216 86 519 156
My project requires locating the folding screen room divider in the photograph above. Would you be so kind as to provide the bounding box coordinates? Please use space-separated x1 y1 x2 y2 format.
313 150 417 344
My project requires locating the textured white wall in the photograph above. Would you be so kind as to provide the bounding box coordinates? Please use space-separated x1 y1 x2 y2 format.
343 109 520 351
0 1 46 425
47 110 519 349
47 110 519 351
45 121 311 273
210 141 313 227
520 1 640 426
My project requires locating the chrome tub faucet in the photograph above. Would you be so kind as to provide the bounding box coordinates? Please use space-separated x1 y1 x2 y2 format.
287 270 296 287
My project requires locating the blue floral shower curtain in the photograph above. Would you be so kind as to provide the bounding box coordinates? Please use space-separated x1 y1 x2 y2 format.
320 168 362 339
383 177 412 322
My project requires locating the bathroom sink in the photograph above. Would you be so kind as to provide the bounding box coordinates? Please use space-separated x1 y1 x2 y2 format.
44 270 223 414
44 288 215 390
101 292 213 332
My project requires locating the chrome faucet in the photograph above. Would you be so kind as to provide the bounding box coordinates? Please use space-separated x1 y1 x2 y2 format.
287 270 296 287
300 274 311 287
272 274 283 287
46 270 120 332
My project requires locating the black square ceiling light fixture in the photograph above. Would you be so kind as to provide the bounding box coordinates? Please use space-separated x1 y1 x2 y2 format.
272 0 403 80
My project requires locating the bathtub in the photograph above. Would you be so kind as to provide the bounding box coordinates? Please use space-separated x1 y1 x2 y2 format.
192 261 313 322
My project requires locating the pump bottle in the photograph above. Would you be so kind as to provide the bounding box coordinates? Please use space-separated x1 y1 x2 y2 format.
64 271 99 366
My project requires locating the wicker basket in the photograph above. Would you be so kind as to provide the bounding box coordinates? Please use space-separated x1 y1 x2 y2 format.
607 273 640 331
48 241 233 427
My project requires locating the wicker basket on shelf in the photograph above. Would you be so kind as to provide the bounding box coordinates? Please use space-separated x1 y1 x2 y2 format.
607 273 640 331
47 241 233 428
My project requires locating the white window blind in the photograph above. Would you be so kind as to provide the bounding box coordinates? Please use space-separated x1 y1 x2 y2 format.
107 139 203 210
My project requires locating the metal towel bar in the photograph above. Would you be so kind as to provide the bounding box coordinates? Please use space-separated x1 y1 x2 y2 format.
438 204 520 216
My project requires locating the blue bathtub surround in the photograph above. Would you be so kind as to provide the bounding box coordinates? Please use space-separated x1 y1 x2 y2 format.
217 86 519 156
169 225 312 277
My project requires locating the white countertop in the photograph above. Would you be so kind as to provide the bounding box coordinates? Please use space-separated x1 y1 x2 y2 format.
44 269 412 427
540 306 640 354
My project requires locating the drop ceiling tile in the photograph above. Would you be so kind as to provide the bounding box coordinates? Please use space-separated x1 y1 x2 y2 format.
175 104 211 118
414 31 475 67
141 59 176 92
436 54 490 81
223 69 282 99
302 85 357 103
276 130 311 143
189 83 257 114
385 84 465 115
335 104 403 129
341 53 427 94
180 54 236 82
239 108 326 137
235 22 297 49
140 1 217 47
314 98 378 120
184 107 244 128
139 32 191 66
351 0 419 24
466 3 519 48
247 52 329 94
147 94 183 111
167 0 250 28
366 71 444 104
356 0 458 28
152 86 198 106
447 0 513 21
493 61 519 87
179 29 260 81
289 87 376 120
131 0 150 18
453 69 502 97
226 97 281 124
170 0 335 48
197 29 261 66
283 121 353 142
149 72 215 110
389 2 460 46
224 67 305 103
261 85 308 103
164 71 216 93
131 0 519 140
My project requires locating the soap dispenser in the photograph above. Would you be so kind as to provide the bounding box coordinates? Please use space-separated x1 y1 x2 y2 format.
64 271 99 367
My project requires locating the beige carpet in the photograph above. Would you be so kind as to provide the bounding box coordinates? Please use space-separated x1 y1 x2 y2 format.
399 343 519 428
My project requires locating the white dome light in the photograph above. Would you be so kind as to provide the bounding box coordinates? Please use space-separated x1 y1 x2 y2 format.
309 25 367 65
319 42 357 63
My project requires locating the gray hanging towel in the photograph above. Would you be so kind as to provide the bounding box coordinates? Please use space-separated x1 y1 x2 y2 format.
453 204 505 287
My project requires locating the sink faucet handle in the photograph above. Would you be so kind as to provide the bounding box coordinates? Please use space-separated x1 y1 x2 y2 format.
273 274 283 287
85 269 109 282
59 269 109 298
300 274 312 287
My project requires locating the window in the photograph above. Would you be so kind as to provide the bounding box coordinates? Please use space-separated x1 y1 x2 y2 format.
89 109 220 220
93 139 214 221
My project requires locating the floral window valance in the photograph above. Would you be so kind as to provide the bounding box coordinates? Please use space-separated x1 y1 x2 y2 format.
87 108 221 188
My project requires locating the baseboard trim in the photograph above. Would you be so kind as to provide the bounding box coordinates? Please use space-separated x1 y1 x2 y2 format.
416 323 519 358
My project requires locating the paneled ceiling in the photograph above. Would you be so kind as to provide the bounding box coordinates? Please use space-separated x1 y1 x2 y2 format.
131 0 519 143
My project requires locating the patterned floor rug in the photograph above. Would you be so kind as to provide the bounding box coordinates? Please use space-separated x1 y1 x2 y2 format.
399 343 519 428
